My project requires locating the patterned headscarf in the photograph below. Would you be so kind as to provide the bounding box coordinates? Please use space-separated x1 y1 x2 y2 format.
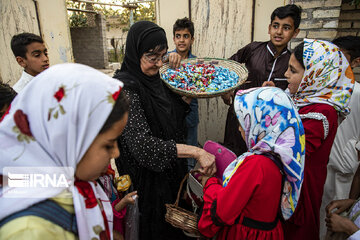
0 63 124 239
292 38 355 115
223 87 305 220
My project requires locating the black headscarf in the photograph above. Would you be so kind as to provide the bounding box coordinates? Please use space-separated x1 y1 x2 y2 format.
114 21 177 140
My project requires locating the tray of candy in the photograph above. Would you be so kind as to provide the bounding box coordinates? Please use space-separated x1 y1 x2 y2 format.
160 58 248 98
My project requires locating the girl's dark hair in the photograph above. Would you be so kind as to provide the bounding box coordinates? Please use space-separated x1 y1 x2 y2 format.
100 89 129 133
0 83 17 117
293 42 305 69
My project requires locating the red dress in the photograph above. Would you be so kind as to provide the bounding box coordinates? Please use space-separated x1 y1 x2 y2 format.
283 104 338 240
198 155 283 240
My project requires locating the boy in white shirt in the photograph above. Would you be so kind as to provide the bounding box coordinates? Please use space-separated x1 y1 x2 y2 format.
11 33 49 92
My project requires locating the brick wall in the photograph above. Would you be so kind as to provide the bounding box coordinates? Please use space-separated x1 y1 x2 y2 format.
70 14 109 69
290 0 359 81
337 2 360 81
290 0 342 49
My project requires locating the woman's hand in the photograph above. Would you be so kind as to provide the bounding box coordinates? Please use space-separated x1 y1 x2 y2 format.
198 175 211 186
176 144 216 176
326 213 359 235
195 149 216 176
326 199 355 216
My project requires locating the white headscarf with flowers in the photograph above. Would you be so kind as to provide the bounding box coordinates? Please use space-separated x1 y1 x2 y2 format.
0 63 124 240
292 38 355 115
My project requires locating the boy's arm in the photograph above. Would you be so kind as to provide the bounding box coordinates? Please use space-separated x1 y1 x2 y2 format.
229 43 252 63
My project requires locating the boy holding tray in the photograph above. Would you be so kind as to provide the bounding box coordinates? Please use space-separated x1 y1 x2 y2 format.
168 17 199 170
222 4 301 156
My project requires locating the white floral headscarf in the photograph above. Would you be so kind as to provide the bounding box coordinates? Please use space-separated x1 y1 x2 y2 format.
293 38 355 115
0 63 124 239
223 87 305 220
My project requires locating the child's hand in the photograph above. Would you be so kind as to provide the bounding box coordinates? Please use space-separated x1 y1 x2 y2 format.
168 52 182 69
262 81 275 87
123 191 138 206
114 191 138 212
326 212 359 235
326 199 355 216
221 91 234 105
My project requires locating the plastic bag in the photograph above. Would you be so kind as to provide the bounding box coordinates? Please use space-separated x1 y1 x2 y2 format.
124 196 139 240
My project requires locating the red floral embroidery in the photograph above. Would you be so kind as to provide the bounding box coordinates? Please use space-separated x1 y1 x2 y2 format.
75 181 98 208
112 86 122 102
0 104 11 122
54 87 65 102
14 110 33 137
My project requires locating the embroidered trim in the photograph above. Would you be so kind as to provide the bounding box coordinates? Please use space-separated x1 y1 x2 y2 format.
300 112 329 139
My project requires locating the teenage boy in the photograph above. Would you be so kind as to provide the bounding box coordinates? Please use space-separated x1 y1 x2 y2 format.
11 33 49 92
320 36 360 239
168 17 198 170
222 4 301 156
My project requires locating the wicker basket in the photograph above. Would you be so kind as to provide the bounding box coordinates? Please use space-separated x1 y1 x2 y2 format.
160 57 248 98
165 172 200 236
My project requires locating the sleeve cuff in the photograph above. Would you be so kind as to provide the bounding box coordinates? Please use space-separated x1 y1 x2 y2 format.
112 198 127 218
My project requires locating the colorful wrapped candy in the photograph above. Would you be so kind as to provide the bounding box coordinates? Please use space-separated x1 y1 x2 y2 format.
161 63 239 93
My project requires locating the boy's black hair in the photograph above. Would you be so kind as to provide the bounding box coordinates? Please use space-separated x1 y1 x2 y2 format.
271 4 302 30
332 36 360 62
11 33 44 58
173 17 194 37
0 82 17 118
294 42 305 69
100 89 129 134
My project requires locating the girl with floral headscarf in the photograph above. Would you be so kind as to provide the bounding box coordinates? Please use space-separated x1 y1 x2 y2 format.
0 63 129 240
282 39 355 240
198 87 305 240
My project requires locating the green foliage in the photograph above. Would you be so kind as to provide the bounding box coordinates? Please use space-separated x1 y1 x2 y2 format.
69 12 88 27
66 0 156 27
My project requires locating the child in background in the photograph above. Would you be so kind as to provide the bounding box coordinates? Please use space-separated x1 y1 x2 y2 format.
320 36 360 239
98 166 137 240
169 17 199 170
0 82 16 119
198 87 305 240
222 4 302 156
11 32 49 92
0 63 128 240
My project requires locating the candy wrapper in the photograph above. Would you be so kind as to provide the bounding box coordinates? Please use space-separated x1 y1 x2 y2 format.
115 174 132 192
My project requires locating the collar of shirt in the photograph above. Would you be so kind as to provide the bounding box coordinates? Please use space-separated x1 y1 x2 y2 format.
266 41 289 58
13 71 34 93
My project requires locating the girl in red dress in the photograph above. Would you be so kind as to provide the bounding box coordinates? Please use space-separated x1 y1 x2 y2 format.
283 39 355 240
198 87 306 240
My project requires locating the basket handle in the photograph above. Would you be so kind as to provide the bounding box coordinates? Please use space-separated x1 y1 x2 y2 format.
174 170 201 207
